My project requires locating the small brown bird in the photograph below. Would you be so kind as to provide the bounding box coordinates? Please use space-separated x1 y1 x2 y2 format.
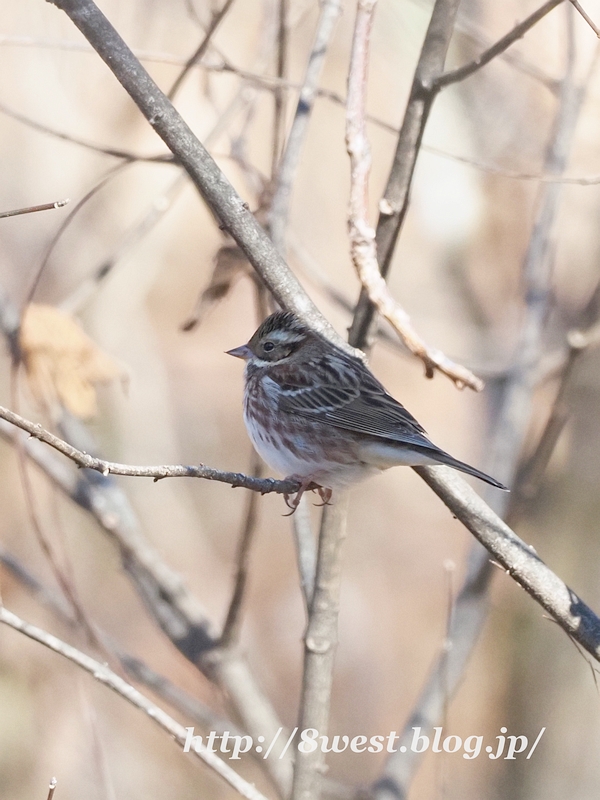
227 311 506 507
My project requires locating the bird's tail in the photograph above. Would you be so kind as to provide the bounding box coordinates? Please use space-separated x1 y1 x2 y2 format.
428 450 508 491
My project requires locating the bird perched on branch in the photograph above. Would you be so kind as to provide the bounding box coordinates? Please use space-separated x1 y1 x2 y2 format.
227 311 506 510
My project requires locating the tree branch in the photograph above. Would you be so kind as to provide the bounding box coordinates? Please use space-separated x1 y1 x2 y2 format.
0 403 299 495
345 0 482 391
291 490 350 800
435 0 566 89
268 0 342 253
0 606 270 800
348 0 461 349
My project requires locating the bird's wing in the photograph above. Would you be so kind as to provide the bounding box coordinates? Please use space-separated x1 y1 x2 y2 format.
276 355 430 444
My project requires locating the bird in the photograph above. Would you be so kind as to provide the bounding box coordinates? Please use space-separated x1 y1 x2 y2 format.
227 310 506 509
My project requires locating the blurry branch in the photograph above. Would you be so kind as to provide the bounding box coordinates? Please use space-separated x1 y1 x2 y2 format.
220 455 263 646
568 0 600 37
0 606 270 800
0 100 173 162
291 491 350 800
0 281 293 796
271 0 289 177
46 0 347 350
46 778 57 800
374 14 588 796
0 404 300 495
419 143 600 185
291 497 317 611
167 0 237 100
345 0 482 392
27 162 132 306
0 199 69 219
268 0 342 253
0 547 246 738
60 173 189 314
435 0 566 88
349 0 566 350
515 287 600 503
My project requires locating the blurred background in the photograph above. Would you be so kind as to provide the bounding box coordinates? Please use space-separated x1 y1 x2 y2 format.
1 0 600 798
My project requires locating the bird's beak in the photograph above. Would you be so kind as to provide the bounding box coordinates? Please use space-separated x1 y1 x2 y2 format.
226 343 253 360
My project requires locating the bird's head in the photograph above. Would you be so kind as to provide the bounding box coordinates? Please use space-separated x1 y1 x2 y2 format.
226 311 311 367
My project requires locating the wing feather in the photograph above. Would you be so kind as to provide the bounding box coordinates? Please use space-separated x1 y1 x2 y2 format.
277 353 431 446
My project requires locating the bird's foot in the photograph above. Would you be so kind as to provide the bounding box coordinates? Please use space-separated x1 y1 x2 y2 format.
283 479 332 515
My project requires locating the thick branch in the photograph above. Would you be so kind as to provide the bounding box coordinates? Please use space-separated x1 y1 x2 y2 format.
291 491 350 800
416 465 600 660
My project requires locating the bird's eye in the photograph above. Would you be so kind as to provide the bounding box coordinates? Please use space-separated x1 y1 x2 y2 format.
263 341 275 352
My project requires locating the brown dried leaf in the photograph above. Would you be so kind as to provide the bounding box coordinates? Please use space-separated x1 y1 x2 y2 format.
19 304 123 419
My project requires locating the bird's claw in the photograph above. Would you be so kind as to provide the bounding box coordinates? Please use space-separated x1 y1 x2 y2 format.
282 481 332 515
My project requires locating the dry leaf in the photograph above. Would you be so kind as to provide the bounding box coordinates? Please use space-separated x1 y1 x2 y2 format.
19 303 123 419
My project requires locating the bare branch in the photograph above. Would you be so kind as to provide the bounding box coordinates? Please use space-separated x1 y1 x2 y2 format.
348 0 461 349
345 0 482 391
569 0 600 37
0 285 293 795
268 0 342 253
0 99 172 162
167 0 238 100
0 199 69 219
0 606 270 800
436 0 566 89
291 490 350 800
0 404 299 495
291 497 317 611
415 465 600 661
220 455 263 646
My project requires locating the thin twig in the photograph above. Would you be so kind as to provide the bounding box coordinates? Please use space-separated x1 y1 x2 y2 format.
0 606 269 800
59 173 189 314
46 778 57 800
435 0 566 88
167 0 238 100
0 100 172 162
345 0 482 391
0 199 69 219
0 403 299 495
268 0 342 253
0 546 247 740
25 162 132 307
220 455 263 645
291 490 350 800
